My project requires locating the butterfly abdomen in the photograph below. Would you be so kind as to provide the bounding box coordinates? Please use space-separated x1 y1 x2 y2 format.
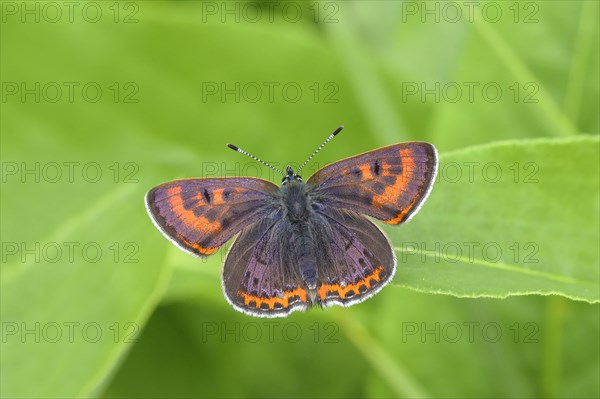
291 224 317 291
279 181 318 291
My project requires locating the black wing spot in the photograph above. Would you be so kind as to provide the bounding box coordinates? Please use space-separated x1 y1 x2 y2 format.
350 167 362 179
203 189 212 203
380 176 397 185
221 217 231 229
372 160 381 176
183 197 198 211
344 237 353 250
204 207 221 222
371 182 387 195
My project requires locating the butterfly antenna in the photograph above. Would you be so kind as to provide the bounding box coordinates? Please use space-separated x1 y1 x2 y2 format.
297 125 344 174
227 143 284 176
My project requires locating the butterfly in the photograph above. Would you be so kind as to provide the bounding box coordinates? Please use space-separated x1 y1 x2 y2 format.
145 126 438 317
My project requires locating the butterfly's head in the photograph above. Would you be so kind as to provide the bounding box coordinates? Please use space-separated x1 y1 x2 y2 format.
282 165 302 185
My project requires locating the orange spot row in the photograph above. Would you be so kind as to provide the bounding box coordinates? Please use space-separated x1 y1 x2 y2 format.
238 287 309 310
166 186 221 254
317 265 385 300
189 243 219 255
399 147 417 180
372 148 418 223
383 195 419 225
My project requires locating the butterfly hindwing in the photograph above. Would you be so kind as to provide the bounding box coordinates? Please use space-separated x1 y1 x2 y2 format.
223 205 396 316
222 215 311 317
145 178 278 256
307 142 438 224
311 207 396 307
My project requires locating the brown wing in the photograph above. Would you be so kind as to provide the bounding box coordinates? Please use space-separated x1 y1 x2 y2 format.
311 207 396 307
307 142 438 224
145 177 278 256
222 217 311 317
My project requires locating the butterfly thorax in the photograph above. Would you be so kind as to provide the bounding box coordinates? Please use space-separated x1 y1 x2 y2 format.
279 180 311 223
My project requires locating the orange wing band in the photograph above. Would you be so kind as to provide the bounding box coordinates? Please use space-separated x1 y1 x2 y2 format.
317 265 385 300
238 287 309 310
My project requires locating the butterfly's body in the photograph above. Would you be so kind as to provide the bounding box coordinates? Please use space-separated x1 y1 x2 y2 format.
278 169 319 283
146 128 438 318
278 179 319 290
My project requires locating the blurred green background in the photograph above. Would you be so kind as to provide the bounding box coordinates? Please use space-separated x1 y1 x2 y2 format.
1 1 599 398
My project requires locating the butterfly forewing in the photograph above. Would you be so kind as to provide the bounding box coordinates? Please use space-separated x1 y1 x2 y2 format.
307 142 437 224
146 178 278 256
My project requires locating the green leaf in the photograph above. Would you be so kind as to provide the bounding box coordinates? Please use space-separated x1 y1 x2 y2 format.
102 302 370 399
103 290 599 399
1 2 598 398
389 136 599 303
365 290 599 398
0 185 172 398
